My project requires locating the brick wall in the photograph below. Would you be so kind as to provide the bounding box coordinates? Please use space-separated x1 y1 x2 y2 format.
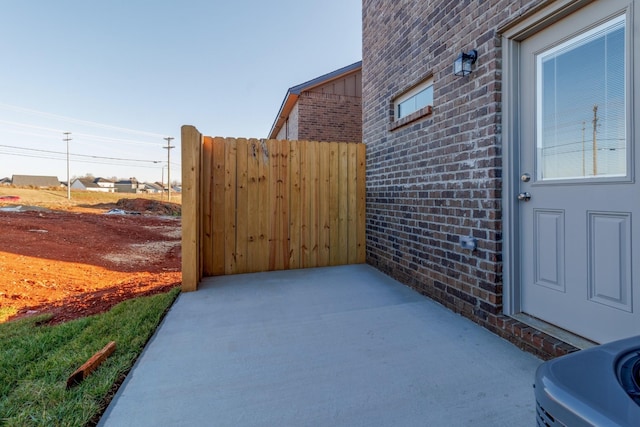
363 0 578 360
298 92 362 142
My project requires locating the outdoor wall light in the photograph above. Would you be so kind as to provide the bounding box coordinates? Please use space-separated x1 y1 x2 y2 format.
454 50 478 77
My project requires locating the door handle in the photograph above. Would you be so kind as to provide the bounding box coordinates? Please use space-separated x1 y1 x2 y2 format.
517 192 531 202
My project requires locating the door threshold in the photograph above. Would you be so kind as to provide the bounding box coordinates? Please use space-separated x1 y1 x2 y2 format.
510 313 598 350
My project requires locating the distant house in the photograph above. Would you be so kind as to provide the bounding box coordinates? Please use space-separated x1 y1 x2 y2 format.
268 61 362 142
143 182 163 193
11 175 61 188
71 178 99 191
94 177 115 192
115 178 145 194
0 177 11 185
71 177 115 192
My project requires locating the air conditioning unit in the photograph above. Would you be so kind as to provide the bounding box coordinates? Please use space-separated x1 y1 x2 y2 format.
535 335 640 427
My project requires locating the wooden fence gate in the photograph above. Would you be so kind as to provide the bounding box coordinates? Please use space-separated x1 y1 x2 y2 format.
181 125 366 291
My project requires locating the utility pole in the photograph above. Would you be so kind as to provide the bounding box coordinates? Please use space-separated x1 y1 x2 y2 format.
160 164 167 201
64 132 72 200
163 137 175 201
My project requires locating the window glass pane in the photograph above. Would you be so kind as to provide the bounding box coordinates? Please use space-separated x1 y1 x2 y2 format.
396 83 433 119
415 86 433 111
537 16 626 180
397 98 414 118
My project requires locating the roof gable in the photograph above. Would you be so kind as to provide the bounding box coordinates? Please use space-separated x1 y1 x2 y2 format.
74 178 100 188
268 61 362 139
144 182 164 191
288 61 362 96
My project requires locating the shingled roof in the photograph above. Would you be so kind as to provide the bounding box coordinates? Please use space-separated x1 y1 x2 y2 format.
12 175 61 187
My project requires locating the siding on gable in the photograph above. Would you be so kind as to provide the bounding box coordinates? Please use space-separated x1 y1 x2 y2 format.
309 72 362 97
363 0 577 359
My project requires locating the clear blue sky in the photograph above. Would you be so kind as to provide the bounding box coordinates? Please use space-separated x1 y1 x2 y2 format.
0 1 361 183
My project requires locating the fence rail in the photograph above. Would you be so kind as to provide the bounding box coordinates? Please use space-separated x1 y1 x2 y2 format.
181 125 366 291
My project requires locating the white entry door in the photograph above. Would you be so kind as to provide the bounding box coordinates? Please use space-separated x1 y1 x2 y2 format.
519 0 640 343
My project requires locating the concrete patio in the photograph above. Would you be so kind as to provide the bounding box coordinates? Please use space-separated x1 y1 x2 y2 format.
98 264 541 426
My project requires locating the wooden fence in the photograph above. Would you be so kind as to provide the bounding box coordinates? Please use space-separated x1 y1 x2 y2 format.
181 125 366 291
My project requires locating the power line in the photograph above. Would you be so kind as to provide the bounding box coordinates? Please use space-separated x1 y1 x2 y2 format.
0 150 170 169
0 103 166 138
0 143 163 164
0 104 179 180
0 120 165 147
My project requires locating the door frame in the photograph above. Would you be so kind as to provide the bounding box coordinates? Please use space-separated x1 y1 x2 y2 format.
500 0 596 316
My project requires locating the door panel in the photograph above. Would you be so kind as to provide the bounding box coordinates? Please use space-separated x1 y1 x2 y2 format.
588 212 632 312
534 209 565 291
519 0 639 343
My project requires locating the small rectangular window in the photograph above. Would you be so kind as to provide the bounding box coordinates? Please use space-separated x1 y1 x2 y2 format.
394 78 433 120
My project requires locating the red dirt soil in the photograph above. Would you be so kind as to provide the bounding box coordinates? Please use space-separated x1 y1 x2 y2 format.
0 208 181 324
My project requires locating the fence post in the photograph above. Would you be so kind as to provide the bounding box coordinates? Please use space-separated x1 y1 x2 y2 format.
181 125 202 291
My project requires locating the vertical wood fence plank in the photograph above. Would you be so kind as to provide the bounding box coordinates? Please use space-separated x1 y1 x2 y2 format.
197 137 204 282
274 139 287 270
337 143 349 264
267 140 277 270
279 140 290 270
268 139 283 270
246 139 258 271
307 141 319 267
299 141 310 267
347 143 358 264
288 141 301 269
235 138 249 273
246 139 260 271
212 138 226 275
257 140 270 271
181 125 201 291
202 136 214 275
224 138 237 275
318 143 330 266
328 142 340 266
356 143 367 263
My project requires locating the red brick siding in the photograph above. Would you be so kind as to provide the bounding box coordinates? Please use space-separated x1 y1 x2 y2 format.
363 0 577 359
297 92 362 142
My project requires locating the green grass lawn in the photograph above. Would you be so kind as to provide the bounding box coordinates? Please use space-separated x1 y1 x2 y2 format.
0 288 180 426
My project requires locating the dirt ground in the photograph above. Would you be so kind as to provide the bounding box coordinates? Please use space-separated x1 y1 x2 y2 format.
0 197 181 324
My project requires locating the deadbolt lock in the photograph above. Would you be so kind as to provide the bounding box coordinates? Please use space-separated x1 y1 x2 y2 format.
521 173 531 182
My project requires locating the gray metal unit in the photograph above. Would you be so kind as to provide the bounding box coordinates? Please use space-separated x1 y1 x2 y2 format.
535 335 640 426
